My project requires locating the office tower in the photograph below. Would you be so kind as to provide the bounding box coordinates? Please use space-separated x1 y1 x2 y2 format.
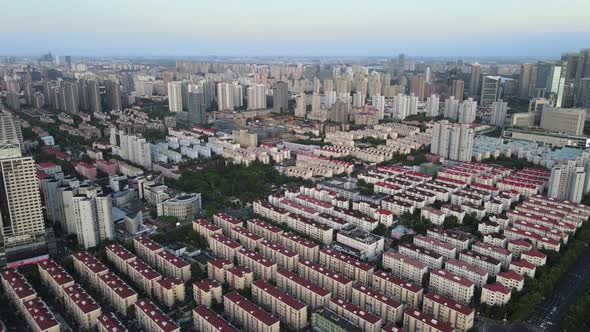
88 80 102 113
217 83 234 111
540 106 585 135
6 92 20 111
167 82 183 113
72 185 114 249
451 80 464 101
425 94 440 117
295 93 306 118
372 94 385 120
480 76 501 105
0 138 46 266
187 91 206 124
23 83 33 106
393 93 418 120
490 100 508 127
247 84 267 110
202 80 215 110
443 96 460 120
458 98 477 124
410 75 426 100
519 63 534 98
469 63 481 96
109 127 152 168
105 80 121 111
273 81 289 114
64 82 79 114
548 160 586 203
430 121 474 162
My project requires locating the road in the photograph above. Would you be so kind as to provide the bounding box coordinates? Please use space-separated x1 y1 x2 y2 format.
475 244 590 332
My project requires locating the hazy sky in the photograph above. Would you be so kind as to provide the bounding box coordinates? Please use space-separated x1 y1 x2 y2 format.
2 0 589 57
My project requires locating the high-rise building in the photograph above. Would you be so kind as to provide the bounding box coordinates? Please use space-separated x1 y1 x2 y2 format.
539 106 585 135
6 92 20 111
105 80 121 111
519 64 535 99
295 93 306 118
0 134 46 266
23 83 33 106
425 95 439 118
109 127 152 169
458 98 477 124
167 82 183 113
469 63 481 96
217 83 234 111
187 92 206 124
548 160 587 203
272 81 289 114
202 81 215 110
88 80 102 113
443 96 460 120
232 84 243 109
393 93 418 120
451 80 464 101
480 76 502 106
64 82 79 114
72 184 114 249
398 54 406 74
490 100 508 127
577 78 590 108
120 72 134 94
410 75 426 101
430 120 474 161
372 94 385 120
247 84 267 110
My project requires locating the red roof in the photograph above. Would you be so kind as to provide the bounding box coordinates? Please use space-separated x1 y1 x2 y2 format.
238 248 277 268
106 243 136 261
299 260 353 284
157 277 183 290
193 305 238 332
157 250 189 269
99 272 136 299
352 284 402 309
497 270 525 282
260 240 298 258
134 236 163 252
37 260 74 286
224 292 279 327
424 292 474 316
97 312 127 332
208 258 232 269
483 282 512 295
330 297 381 324
279 232 318 249
522 249 547 259
63 284 101 314
431 268 475 288
72 251 109 274
128 260 161 280
23 298 60 331
510 259 536 270
135 299 179 332
404 309 454 332
194 278 221 292
320 249 373 271
0 269 36 299
210 233 242 249
277 269 330 297
373 271 422 293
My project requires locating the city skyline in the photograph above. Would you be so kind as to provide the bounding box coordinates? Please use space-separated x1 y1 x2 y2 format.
2 0 590 57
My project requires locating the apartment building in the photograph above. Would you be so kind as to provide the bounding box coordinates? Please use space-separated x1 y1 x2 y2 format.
298 260 353 300
382 251 428 285
429 269 474 305
192 305 238 332
155 278 185 308
134 236 165 267
157 251 190 282
72 251 109 289
521 250 547 267
285 213 334 244
207 258 234 284
1 269 37 312
398 243 444 270
252 280 308 331
213 213 244 234
97 312 128 332
38 260 75 299
403 308 454 332
209 233 242 261
506 239 534 259
229 226 263 251
247 218 284 242
427 227 471 251
105 243 137 275
509 260 537 278
236 248 277 281
421 206 447 225
483 233 508 248
192 218 223 241
226 266 254 290
459 250 501 277
278 231 320 262
63 284 102 330
259 239 299 271
193 279 222 307
98 272 138 316
319 248 374 285
135 299 180 332
223 292 280 332
444 258 489 288
23 298 61 332
481 283 512 306
330 297 382 332
496 271 525 292
351 284 403 324
336 228 384 260
372 271 424 308
127 259 162 298
471 241 512 269
413 234 457 259
253 201 290 225
423 293 474 332
276 269 331 309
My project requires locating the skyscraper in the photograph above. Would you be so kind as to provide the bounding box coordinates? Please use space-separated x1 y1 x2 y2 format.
469 63 481 97
480 76 501 105
105 80 121 111
393 93 418 120
451 80 464 101
167 81 183 113
217 83 234 111
187 91 206 124
72 184 114 249
458 98 477 124
443 96 460 120
490 100 508 127
548 160 586 203
372 94 385 120
247 84 267 110
425 94 440 118
88 80 102 113
272 81 289 114
430 120 474 162
519 63 534 99
64 82 79 114
410 75 426 101
295 93 306 118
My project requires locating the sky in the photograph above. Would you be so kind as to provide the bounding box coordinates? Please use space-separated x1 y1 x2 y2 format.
1 0 589 57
